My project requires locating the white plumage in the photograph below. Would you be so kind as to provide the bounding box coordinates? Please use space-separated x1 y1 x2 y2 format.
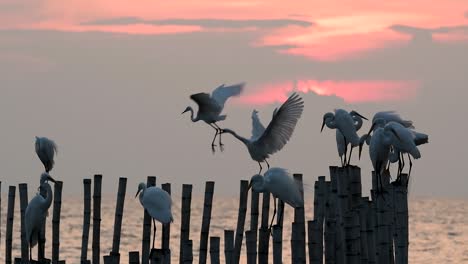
35 137 58 173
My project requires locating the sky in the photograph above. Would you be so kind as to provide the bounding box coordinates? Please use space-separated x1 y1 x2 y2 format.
0 0 467 198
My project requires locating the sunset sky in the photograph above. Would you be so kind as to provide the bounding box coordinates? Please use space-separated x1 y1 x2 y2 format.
0 0 467 198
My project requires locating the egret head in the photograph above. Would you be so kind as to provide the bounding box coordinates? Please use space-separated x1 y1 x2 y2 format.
367 118 386 136
135 182 146 198
349 110 368 121
321 112 334 132
40 172 56 185
358 134 370 160
181 106 192 114
248 174 265 193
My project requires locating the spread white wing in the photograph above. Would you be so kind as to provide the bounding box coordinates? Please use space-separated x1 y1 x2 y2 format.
251 110 265 141
211 82 245 109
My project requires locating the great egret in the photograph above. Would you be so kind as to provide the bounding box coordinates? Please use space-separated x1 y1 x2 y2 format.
321 109 367 166
35 137 58 173
222 93 304 173
135 183 173 254
248 167 303 230
372 111 414 128
25 173 56 261
182 83 245 153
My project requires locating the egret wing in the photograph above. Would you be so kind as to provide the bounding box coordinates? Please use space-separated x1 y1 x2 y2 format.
142 187 173 224
251 110 266 141
373 111 414 128
254 93 304 155
190 93 221 114
412 131 428 146
35 137 57 171
211 82 244 109
265 168 303 208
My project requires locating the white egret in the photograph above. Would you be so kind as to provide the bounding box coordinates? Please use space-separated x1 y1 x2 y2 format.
321 109 367 166
182 83 245 153
35 136 58 173
248 167 303 230
25 173 56 261
222 93 304 173
135 183 173 253
372 111 414 128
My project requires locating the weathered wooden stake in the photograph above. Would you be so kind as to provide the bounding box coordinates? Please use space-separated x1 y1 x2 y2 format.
19 183 29 262
372 171 390 264
108 177 127 264
313 176 326 264
308 220 321 264
129 252 140 264
182 240 193 264
198 181 215 264
257 192 270 264
272 225 282 264
367 199 377 264
142 176 157 264
92 174 103 264
224 230 234 264
81 179 92 264
394 174 409 264
161 183 172 264
52 181 63 263
6 186 16 264
209 237 220 264
233 180 249 264
245 230 257 264
179 184 192 264
293 173 306 264
323 181 337 264
249 190 259 264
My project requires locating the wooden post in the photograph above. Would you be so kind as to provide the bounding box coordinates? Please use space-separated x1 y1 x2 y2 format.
394 174 409 264
92 174 103 264
52 181 63 263
209 237 220 264
372 171 390 264
323 181 337 264
308 220 321 264
110 177 127 261
366 199 377 264
182 240 193 264
293 173 306 264
19 183 29 262
224 230 234 264
347 166 362 264
329 167 345 264
5 186 16 264
245 230 257 264
150 249 164 264
359 197 369 264
313 176 326 264
198 181 215 264
179 184 192 264
81 179 92 263
129 252 140 264
142 176 157 264
249 190 259 264
233 180 249 264
161 183 172 264
257 192 270 264
272 225 282 264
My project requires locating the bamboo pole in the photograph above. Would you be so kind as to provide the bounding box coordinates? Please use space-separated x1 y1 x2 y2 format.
161 183 171 264
209 237 220 264
372 171 390 264
323 181 337 264
129 252 140 264
249 191 259 264
182 240 193 264
150 249 164 264
198 181 215 264
233 180 249 264
359 197 369 264
293 173 306 264
272 225 282 264
179 184 192 264
329 167 345 264
5 186 16 264
142 176 157 264
367 199 377 264
348 166 362 264
92 174 103 264
394 174 409 264
52 181 63 263
18 183 29 262
81 179 92 264
224 230 234 264
257 192 270 264
308 220 321 264
313 176 326 264
110 177 127 261
245 230 256 264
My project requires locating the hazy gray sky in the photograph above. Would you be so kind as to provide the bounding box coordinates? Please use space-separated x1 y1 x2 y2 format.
1 1 467 198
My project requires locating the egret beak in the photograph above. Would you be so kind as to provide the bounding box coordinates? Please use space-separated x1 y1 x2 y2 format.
135 189 142 198
47 175 56 183
352 111 368 120
367 122 376 136
247 181 252 191
181 109 188 114
320 118 326 132
359 142 364 160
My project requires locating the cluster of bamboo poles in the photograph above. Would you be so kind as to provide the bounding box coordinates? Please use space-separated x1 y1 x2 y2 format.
0 165 409 264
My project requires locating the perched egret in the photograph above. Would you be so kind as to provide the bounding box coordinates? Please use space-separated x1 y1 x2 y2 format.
182 83 245 153
322 109 367 166
25 173 56 261
372 111 414 128
222 93 304 173
248 167 303 230
136 183 173 253
35 137 58 173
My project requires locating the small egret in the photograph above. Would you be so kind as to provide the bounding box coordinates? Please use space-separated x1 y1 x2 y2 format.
222 93 304 173
25 173 56 261
136 183 173 253
322 109 367 166
372 111 414 128
248 167 303 230
35 136 58 173
182 83 245 153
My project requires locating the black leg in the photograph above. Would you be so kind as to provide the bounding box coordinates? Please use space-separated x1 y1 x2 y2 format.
214 123 224 151
348 146 354 165
258 162 263 174
265 159 270 170
209 124 218 153
343 138 348 167
152 219 157 250
30 243 32 262
408 153 413 185
269 198 277 234
340 155 344 167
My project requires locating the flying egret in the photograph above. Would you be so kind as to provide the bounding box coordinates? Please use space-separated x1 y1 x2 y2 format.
222 93 304 173
321 109 367 166
182 82 245 153
248 167 303 231
25 173 56 261
35 136 58 173
135 183 173 254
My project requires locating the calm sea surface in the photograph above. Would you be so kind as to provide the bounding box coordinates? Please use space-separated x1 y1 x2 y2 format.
1 195 467 263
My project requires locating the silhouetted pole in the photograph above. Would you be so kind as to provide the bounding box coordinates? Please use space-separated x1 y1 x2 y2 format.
142 176 157 264
161 183 172 264
81 179 92 264
179 184 192 264
92 174 103 264
209 237 220 264
129 252 140 264
38 182 47 261
245 230 256 264
249 190 260 264
394 174 409 264
233 180 249 264
373 171 390 264
367 199 377 264
52 181 64 263
272 225 282 264
182 240 193 264
198 181 215 264
313 176 326 264
308 220 321 264
292 173 306 264
323 181 337 264
330 167 346 264
109 177 127 263
359 197 369 264
257 192 270 264
18 183 29 262
5 186 16 264
224 230 234 264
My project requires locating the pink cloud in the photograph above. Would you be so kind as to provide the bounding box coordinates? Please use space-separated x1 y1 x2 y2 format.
237 79 420 105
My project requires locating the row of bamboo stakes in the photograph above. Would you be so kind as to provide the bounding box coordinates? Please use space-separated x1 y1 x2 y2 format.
0 165 409 264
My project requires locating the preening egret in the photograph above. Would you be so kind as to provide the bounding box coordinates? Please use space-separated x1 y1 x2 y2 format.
136 183 173 253
322 109 367 166
248 167 303 230
222 93 304 173
182 83 245 153
25 173 56 261
35 137 58 173
372 111 414 128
